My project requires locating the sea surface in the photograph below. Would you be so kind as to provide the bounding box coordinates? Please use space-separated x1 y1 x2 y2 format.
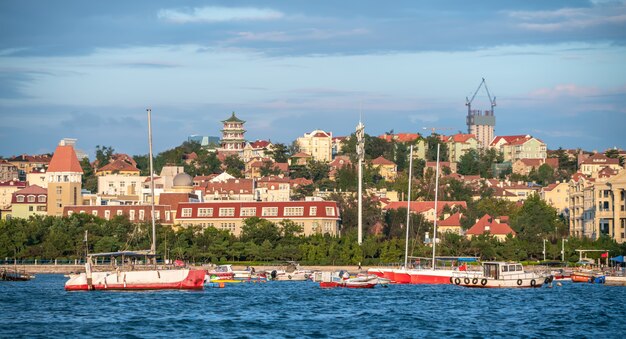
1 274 624 338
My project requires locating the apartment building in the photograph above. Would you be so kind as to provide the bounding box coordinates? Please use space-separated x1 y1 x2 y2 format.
175 201 340 236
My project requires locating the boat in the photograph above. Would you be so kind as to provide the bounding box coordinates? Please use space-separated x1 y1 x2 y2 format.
319 271 380 289
452 262 552 288
604 276 626 286
267 261 313 281
571 270 605 284
205 264 267 283
1 267 35 281
65 109 205 291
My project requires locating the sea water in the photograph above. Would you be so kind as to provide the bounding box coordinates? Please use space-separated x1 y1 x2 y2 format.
1 274 624 338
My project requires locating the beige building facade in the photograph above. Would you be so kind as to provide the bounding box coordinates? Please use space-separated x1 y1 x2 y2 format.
296 130 332 162
46 145 83 217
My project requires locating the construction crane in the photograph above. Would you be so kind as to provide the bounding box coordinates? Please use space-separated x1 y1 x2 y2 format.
466 77 496 115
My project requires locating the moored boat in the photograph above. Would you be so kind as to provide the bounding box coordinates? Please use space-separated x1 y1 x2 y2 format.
1 268 34 281
452 262 552 288
319 271 380 289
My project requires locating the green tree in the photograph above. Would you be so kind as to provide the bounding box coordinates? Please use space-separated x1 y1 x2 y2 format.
458 149 480 175
95 145 114 168
268 143 290 163
223 155 245 178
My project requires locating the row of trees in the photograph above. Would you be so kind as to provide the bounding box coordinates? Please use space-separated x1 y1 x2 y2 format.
2 192 623 264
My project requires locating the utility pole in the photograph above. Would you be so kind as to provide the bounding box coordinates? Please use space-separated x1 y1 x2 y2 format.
561 238 568 262
356 118 365 245
543 239 547 261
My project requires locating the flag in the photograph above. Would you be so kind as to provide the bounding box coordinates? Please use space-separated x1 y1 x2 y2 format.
601 252 608 258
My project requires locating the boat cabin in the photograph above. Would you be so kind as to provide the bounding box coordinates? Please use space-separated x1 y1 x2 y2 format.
482 262 524 280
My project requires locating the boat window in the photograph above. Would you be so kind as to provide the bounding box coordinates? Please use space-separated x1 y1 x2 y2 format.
502 266 508 272
516 265 523 271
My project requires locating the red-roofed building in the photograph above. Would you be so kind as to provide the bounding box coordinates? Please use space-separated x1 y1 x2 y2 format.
95 159 141 176
64 205 174 224
0 160 18 181
328 155 352 180
512 158 558 176
580 153 622 178
10 185 47 219
384 201 467 222
490 135 547 162
424 161 457 176
7 154 52 177
540 181 569 214
438 212 463 235
176 200 340 236
290 152 312 166
203 178 254 201
446 134 479 163
296 130 332 162
243 140 273 162
466 214 515 241
47 144 83 216
0 180 27 212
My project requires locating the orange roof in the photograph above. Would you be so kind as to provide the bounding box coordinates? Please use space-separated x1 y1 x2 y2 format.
291 152 312 158
47 145 83 173
580 153 620 165
97 159 140 173
439 212 462 226
448 133 476 143
372 156 395 166
466 214 515 236
14 184 46 195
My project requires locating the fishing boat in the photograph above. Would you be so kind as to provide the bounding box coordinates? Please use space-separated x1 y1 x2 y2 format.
571 270 605 284
205 264 267 283
319 271 380 289
65 109 205 291
1 267 35 281
452 262 552 288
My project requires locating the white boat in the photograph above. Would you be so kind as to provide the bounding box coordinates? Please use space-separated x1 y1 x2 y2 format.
267 261 313 281
65 109 205 291
452 262 552 288
319 271 382 288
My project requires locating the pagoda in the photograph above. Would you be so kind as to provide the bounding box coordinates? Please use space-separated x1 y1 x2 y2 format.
220 112 246 151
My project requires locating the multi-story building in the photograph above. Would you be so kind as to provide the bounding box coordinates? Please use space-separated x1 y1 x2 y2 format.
46 144 83 217
64 205 174 224
26 168 48 188
97 174 147 198
512 158 559 176
296 130 332 162
465 214 515 241
0 180 27 218
490 135 547 162
220 112 246 152
242 140 273 162
579 153 622 178
446 133 479 163
7 154 52 180
175 201 340 236
378 133 427 160
10 185 47 219
568 173 595 239
0 160 18 181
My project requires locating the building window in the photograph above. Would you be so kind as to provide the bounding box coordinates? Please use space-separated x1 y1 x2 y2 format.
104 210 110 220
262 207 278 216
92 210 98 216
323 221 333 232
27 195 35 202
29 206 33 212
219 208 235 217
56 187 62 195
310 207 317 216
165 211 171 221
181 208 192 217
37 206 46 212
284 207 304 216
16 195 24 202
326 207 335 216
38 195 46 203
198 208 214 217
139 210 145 221
117 210 123 216
129 210 135 221
240 207 256 217
68 211 73 216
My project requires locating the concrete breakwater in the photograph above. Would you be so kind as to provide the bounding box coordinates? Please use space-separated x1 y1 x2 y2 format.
1 264 365 275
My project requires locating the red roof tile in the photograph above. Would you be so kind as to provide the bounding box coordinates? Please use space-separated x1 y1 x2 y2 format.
97 159 140 173
448 133 476 143
372 156 395 166
47 145 83 173
466 214 515 236
439 212 462 226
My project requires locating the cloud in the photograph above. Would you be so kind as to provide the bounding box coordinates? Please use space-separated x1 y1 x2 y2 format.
229 28 369 43
507 3 626 32
529 84 600 98
157 6 284 24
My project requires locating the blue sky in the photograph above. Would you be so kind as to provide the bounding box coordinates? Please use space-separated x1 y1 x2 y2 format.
1 0 625 158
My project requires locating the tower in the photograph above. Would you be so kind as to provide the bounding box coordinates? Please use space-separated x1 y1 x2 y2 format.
220 112 246 151
46 143 83 216
466 78 496 148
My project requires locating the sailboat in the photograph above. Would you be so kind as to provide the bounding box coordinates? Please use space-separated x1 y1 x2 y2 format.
65 109 205 291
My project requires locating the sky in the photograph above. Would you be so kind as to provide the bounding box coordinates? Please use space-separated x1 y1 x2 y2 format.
1 0 625 158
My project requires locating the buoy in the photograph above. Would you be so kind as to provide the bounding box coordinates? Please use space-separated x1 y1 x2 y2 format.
557 282 562 287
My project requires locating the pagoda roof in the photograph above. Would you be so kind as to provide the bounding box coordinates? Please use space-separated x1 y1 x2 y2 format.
222 112 245 123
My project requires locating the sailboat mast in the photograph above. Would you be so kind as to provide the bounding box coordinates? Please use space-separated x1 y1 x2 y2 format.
404 145 413 268
147 108 156 256
431 143 440 270
356 117 365 245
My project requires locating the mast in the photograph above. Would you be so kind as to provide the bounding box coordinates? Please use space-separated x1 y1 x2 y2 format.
404 145 413 268
147 108 156 257
356 116 365 245
431 143 440 270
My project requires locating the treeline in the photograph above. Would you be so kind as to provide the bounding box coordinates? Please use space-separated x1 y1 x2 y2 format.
1 212 624 265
